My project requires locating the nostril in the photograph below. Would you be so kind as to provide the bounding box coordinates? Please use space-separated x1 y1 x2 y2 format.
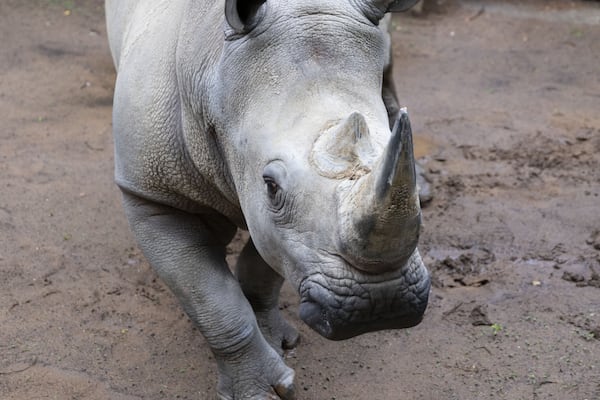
299 297 333 339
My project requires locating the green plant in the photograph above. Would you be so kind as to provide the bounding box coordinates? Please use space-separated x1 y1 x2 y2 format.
491 323 503 336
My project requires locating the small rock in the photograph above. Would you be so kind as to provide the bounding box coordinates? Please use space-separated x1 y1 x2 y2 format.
562 271 585 283
587 272 600 288
591 326 600 340
586 230 600 251
469 305 492 326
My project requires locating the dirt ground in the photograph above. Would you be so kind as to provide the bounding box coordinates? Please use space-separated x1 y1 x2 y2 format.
1 0 599 399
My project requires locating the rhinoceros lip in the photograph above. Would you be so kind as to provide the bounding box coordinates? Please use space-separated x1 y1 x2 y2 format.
298 266 430 341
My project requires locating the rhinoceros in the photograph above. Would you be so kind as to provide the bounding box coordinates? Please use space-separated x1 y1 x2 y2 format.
106 0 430 398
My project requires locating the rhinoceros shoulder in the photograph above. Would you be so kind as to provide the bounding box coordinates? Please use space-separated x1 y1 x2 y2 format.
109 0 245 226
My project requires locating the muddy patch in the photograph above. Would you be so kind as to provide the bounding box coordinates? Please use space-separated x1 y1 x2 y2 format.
1 1 599 399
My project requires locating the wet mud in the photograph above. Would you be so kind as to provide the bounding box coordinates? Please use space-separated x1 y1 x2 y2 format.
1 1 599 399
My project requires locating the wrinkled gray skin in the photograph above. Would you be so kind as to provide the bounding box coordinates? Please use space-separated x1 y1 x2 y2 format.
106 0 430 398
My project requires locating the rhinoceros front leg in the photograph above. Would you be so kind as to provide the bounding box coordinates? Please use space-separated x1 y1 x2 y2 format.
236 239 300 354
121 192 296 400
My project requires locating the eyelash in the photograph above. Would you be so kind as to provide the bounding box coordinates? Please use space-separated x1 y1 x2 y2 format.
263 177 286 214
265 179 279 198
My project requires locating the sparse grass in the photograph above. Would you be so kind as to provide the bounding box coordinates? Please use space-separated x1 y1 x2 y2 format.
575 329 596 341
490 323 503 336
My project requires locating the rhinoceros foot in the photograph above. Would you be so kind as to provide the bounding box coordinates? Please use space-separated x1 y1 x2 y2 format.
216 329 296 400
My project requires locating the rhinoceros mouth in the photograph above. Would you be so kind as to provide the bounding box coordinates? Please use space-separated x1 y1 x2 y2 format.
297 254 430 340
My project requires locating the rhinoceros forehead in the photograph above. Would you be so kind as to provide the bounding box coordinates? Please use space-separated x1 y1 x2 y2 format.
268 0 369 21
226 0 384 61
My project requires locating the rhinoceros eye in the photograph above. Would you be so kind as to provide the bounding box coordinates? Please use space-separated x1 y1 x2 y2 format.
263 176 279 199
262 161 287 213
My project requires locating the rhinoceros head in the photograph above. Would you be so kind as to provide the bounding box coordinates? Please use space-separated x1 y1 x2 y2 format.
212 0 429 340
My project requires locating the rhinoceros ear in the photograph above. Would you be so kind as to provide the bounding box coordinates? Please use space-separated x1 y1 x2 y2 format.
225 0 267 34
380 0 420 12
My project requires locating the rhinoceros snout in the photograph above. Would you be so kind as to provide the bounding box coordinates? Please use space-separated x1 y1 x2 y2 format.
298 254 430 340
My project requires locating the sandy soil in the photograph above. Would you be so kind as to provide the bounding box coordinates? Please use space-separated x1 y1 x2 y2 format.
1 1 599 399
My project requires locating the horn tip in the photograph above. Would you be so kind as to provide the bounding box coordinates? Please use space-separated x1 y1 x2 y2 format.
399 108 410 127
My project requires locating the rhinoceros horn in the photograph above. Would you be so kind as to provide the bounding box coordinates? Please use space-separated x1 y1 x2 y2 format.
338 109 421 273
310 112 378 180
